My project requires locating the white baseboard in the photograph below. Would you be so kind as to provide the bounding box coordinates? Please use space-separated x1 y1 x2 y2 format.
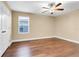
12 36 55 42
54 36 79 44
12 36 79 44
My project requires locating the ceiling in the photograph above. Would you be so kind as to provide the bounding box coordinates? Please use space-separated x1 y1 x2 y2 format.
6 1 79 16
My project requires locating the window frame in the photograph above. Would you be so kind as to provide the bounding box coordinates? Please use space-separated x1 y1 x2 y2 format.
18 16 30 34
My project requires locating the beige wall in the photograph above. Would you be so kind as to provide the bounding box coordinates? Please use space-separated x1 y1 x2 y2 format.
55 10 79 41
12 11 55 40
12 8 79 42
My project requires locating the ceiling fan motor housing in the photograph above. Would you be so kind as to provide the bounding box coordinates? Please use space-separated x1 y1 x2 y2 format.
48 2 54 7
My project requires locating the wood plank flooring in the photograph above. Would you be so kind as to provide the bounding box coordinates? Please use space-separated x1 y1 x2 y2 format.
2 38 79 57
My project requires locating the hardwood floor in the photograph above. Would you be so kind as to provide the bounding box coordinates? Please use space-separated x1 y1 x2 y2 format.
2 38 79 57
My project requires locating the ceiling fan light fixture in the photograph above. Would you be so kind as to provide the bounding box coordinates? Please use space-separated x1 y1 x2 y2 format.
51 12 53 14
42 2 64 14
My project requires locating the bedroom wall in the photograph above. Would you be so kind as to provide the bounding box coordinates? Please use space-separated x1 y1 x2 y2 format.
12 8 79 42
55 10 79 42
12 11 55 40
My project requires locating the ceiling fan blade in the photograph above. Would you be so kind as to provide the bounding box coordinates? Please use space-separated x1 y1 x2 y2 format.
42 10 48 13
42 7 49 9
56 3 62 7
56 8 64 11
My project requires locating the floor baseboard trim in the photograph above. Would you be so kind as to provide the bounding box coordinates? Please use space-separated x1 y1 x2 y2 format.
12 36 55 43
54 36 79 44
12 36 79 44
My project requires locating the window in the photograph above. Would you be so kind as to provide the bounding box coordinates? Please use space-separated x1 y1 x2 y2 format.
18 16 30 34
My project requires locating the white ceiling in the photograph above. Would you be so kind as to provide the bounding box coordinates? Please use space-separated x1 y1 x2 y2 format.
6 1 79 16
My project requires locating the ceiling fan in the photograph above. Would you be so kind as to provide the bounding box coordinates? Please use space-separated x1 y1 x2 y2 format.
42 2 64 14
